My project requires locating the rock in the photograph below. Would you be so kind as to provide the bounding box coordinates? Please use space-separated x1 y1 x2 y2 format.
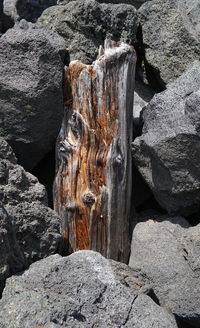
0 137 62 267
59 0 148 8
2 0 57 31
2 0 18 30
1 0 14 33
94 0 148 9
129 294 177 328
131 164 153 210
108 258 153 295
132 61 200 215
36 0 139 64
0 25 66 170
139 0 200 88
6 202 62 266
0 250 178 327
133 80 155 121
129 217 200 327
0 205 24 296
133 79 155 138
0 137 17 164
0 0 3 31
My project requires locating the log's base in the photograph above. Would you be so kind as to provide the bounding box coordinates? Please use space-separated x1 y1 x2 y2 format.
54 40 136 263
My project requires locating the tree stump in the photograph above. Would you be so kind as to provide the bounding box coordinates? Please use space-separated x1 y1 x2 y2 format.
53 40 136 263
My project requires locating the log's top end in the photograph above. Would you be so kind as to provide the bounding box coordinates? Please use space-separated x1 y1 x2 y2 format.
67 39 136 82
95 39 136 66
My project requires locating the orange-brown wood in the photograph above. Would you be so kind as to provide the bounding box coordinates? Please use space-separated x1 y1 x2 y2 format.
54 40 136 263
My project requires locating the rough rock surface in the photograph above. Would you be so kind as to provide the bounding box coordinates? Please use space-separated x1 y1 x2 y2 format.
132 61 200 215
59 0 148 8
0 137 62 267
133 79 155 139
3 0 57 30
95 0 148 8
36 0 139 63
139 0 200 88
0 0 3 31
0 25 65 170
0 251 178 327
133 80 154 121
0 205 24 296
129 217 200 327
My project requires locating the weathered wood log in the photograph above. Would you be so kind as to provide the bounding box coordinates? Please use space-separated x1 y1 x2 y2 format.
53 40 136 263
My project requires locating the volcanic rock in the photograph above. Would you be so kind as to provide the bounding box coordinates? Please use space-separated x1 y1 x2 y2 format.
0 25 65 170
132 61 200 215
36 0 139 64
2 0 57 31
96 0 148 8
139 0 200 88
0 251 178 327
129 217 200 327
0 137 62 267
0 205 24 296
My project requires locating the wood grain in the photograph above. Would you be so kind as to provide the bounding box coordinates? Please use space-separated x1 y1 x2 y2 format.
54 40 136 263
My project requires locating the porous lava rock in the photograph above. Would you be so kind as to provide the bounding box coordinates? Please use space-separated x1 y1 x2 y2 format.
129 217 200 327
134 80 154 121
138 0 200 88
95 0 148 8
0 137 62 267
36 0 139 64
2 0 57 31
0 0 3 32
0 205 24 296
0 25 65 170
0 251 178 327
132 61 200 215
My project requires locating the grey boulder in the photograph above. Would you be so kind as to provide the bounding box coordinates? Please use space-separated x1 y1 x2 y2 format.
133 79 155 125
0 25 65 170
0 250 178 327
0 137 62 267
3 0 57 30
139 0 200 88
95 0 148 9
60 0 148 8
132 61 200 215
0 205 24 296
129 217 200 327
36 0 139 64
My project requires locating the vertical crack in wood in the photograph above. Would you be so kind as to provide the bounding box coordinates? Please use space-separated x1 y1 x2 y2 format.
54 39 136 263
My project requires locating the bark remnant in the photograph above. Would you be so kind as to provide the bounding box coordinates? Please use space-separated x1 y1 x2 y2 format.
54 39 136 263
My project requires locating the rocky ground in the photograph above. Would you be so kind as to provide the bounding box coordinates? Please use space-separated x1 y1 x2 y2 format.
0 0 200 327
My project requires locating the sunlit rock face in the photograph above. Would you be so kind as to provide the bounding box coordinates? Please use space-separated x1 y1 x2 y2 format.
54 40 136 263
133 61 200 216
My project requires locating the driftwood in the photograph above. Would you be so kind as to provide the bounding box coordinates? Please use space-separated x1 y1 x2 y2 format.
53 40 136 263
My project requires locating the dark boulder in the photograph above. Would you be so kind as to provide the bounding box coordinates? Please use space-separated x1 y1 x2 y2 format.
0 137 62 267
138 0 200 88
129 217 200 327
0 205 24 296
0 0 3 31
2 0 57 32
132 61 200 215
0 25 65 170
36 0 139 64
85 0 148 9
